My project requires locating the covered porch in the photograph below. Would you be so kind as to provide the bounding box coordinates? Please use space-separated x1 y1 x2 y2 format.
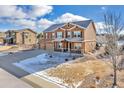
5 36 16 44
54 40 83 54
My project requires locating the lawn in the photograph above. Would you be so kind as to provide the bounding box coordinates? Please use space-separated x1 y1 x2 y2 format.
40 54 114 88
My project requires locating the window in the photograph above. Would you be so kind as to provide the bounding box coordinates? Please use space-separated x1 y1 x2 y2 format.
57 42 62 48
73 31 81 38
67 32 71 38
24 32 29 36
74 43 81 49
29 39 31 42
12 32 16 36
24 32 29 38
52 33 55 39
57 32 63 38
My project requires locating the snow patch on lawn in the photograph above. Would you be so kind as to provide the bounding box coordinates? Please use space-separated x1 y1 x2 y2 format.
13 53 76 73
33 71 67 88
34 70 83 88
13 53 49 73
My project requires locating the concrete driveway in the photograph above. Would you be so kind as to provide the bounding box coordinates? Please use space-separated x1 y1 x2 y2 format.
0 49 45 78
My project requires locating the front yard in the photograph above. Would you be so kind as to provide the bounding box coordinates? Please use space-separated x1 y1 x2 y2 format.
18 53 124 88
11 50 124 88
36 55 114 88
13 52 114 88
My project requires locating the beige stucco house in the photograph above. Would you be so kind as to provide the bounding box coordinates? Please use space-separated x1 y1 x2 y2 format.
0 32 5 44
40 20 96 54
5 29 37 46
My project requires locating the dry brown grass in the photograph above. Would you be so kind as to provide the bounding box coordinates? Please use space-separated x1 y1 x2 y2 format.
46 55 114 87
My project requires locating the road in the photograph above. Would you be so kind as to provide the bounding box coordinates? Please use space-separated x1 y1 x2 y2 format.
0 49 45 78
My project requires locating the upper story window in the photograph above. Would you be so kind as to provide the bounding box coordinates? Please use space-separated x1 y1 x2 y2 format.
12 32 16 36
46 33 48 39
57 32 63 38
73 31 81 38
52 33 55 39
24 32 29 38
5 33 9 37
67 32 71 38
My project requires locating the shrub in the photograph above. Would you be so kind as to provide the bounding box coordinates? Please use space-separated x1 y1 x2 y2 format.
65 58 68 61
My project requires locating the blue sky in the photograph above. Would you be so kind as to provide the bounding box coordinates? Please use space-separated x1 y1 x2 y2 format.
0 5 124 33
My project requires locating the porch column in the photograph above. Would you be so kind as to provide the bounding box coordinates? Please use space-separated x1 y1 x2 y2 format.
68 42 70 52
54 42 55 51
61 42 64 52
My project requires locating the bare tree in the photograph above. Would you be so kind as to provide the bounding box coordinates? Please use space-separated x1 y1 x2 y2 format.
99 11 124 88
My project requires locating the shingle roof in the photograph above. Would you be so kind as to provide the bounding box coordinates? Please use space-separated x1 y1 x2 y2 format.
43 23 65 32
7 28 37 34
43 20 92 32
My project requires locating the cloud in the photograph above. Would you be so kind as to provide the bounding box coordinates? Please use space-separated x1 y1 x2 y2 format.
95 22 104 29
37 18 54 31
95 22 118 34
0 5 26 18
0 5 54 31
13 19 36 29
54 13 89 23
0 28 9 32
101 7 106 10
37 13 90 31
28 5 53 19
101 6 107 11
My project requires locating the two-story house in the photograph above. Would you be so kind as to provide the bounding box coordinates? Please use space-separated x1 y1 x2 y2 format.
5 29 37 46
0 32 5 44
40 20 96 53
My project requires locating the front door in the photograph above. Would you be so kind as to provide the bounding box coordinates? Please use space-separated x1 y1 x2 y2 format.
10 38 13 44
64 42 68 52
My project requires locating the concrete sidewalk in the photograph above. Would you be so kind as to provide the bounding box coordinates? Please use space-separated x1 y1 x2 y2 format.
21 74 61 88
0 68 32 88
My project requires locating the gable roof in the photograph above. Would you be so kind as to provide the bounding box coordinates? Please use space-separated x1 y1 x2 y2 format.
21 29 37 34
43 20 92 32
6 29 37 34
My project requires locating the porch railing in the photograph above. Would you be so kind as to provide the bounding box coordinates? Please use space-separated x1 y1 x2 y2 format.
54 48 82 54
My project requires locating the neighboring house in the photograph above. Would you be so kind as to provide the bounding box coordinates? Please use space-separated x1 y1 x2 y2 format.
40 20 96 53
0 32 5 44
5 29 37 45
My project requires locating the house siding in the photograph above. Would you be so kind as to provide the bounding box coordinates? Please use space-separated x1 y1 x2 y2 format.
0 38 4 44
84 22 96 52
0 32 5 44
